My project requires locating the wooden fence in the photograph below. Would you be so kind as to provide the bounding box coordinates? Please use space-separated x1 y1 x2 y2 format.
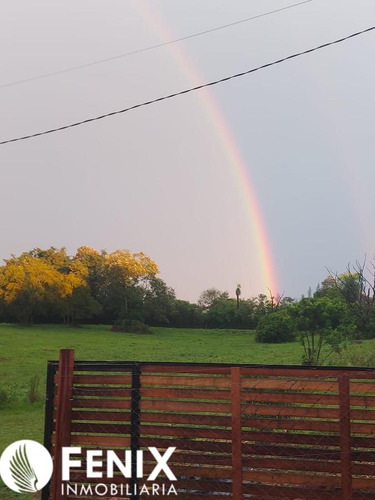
43 349 375 499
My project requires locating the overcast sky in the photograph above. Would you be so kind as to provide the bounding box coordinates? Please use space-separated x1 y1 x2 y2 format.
1 0 375 302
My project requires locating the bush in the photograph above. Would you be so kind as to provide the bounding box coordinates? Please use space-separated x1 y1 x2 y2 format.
28 374 41 404
112 319 151 334
255 312 296 343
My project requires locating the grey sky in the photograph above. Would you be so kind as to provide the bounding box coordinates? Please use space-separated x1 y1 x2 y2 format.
1 0 374 302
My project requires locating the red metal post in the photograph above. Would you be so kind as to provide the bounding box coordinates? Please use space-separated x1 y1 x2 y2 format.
231 367 243 500
51 349 75 500
339 373 352 500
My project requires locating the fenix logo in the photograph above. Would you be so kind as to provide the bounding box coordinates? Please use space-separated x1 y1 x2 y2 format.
1 440 177 496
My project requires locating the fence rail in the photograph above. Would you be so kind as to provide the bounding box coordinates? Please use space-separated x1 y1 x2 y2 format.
43 349 375 499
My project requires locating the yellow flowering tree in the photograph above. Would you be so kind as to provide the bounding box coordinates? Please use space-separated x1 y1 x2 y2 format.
0 249 87 325
0 246 160 325
103 250 159 318
0 255 63 325
75 246 106 301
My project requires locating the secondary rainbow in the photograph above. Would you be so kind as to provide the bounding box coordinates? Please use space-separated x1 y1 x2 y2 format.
137 1 279 294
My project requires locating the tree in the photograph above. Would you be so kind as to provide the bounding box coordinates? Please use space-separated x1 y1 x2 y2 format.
59 286 102 326
255 310 296 343
205 299 237 328
235 284 241 309
101 250 158 320
75 246 105 301
326 259 375 338
170 300 202 328
142 278 176 326
289 297 354 365
0 252 84 325
198 288 229 310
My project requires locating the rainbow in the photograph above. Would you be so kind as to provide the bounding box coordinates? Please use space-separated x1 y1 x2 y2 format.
137 2 279 294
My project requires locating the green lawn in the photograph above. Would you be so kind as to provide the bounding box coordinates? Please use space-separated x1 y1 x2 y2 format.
0 323 298 447
0 323 304 400
0 323 374 498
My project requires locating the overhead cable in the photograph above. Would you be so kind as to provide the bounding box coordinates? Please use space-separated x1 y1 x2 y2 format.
1 25 374 146
0 0 312 89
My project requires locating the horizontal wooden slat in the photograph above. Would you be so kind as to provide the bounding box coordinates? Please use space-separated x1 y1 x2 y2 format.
242 430 339 447
71 410 131 422
240 366 375 378
73 387 132 397
141 412 231 427
349 450 375 462
353 477 375 489
242 416 339 433
139 425 231 440
74 374 132 385
242 468 341 487
352 436 375 448
245 444 375 463
72 363 134 371
351 408 375 420
241 378 338 392
242 442 342 460
352 463 375 476
351 395 375 407
142 365 231 375
141 399 230 413
71 422 131 434
242 403 340 419
141 375 231 388
242 390 339 405
140 387 231 400
242 456 341 474
351 381 375 393
72 399 132 409
352 422 375 433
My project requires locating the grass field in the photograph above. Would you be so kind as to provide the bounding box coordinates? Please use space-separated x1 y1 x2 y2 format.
0 323 374 498
0 323 304 448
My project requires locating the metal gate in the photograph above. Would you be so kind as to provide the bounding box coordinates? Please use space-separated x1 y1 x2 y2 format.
43 349 375 499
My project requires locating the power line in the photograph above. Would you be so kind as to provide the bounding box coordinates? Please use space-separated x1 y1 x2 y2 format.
1 25 374 146
0 1 312 89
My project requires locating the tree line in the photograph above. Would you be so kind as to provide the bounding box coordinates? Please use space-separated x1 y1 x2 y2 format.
0 246 290 328
1 247 375 350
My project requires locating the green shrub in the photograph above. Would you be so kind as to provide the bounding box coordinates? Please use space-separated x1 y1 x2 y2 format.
112 319 151 334
255 312 296 343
